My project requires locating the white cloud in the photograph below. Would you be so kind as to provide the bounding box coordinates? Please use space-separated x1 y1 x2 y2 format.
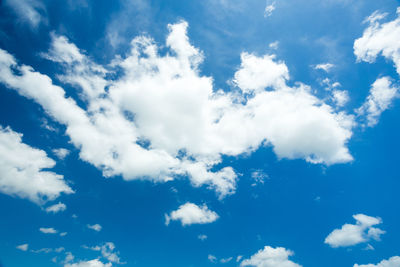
16 244 28 251
45 202 67 213
325 214 385 248
240 246 302 267
314 63 334 72
208 254 217 263
83 242 122 264
221 257 233 263
0 126 73 204
198 234 208 241
60 232 68 237
165 202 219 226
64 259 112 267
251 170 268 186
4 0 46 28
0 21 356 199
269 41 279 50
354 8 400 75
39 227 58 234
264 1 275 17
357 77 398 127
87 224 102 232
52 148 70 160
332 90 350 107
354 256 400 267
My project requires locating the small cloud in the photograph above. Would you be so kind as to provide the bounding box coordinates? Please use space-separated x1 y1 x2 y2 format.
165 203 219 226
314 63 334 72
236 255 243 262
208 254 217 263
364 244 375 251
220 257 233 263
39 227 58 234
250 170 268 186
87 224 102 232
16 244 28 251
198 234 208 241
264 1 275 17
52 148 70 160
269 41 279 50
45 202 67 213
72 214 78 219
60 232 68 237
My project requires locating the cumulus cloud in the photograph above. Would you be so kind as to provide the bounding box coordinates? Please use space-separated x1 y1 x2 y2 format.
357 77 398 127
52 148 70 160
314 63 334 72
83 242 122 264
0 126 73 204
87 224 102 232
0 21 355 198
16 244 28 251
240 246 302 267
39 227 58 234
354 8 400 75
324 214 385 248
354 256 400 267
64 259 112 267
165 202 219 226
45 202 67 213
332 90 350 107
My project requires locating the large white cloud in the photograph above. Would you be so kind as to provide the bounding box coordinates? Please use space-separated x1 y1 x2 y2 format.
240 246 302 267
165 202 219 226
324 214 385 248
0 21 355 198
0 126 73 204
354 256 400 267
354 8 400 75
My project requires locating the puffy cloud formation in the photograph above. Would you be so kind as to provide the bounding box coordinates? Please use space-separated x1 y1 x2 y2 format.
354 8 400 75
83 242 122 264
39 227 58 234
357 77 398 127
87 224 102 232
45 202 67 213
16 244 28 251
52 148 70 160
165 202 219 226
0 126 73 204
354 256 400 267
324 214 385 248
64 259 111 267
240 246 302 267
0 21 355 198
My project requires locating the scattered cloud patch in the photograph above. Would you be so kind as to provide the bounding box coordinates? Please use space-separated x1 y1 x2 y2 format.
357 77 399 127
165 203 219 226
208 254 217 263
240 246 302 267
52 148 70 160
250 170 268 186
60 232 68 237
220 257 233 263
264 1 275 17
0 126 73 204
16 244 28 251
87 224 102 232
64 259 112 267
314 63 334 72
83 242 122 264
39 227 58 234
269 41 279 50
46 202 67 213
198 234 208 241
325 214 385 248
3 0 46 28
332 90 350 107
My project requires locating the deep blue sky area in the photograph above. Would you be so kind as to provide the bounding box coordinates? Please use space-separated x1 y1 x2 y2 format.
0 1 400 267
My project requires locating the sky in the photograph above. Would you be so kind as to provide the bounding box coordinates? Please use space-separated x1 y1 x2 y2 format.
0 0 400 266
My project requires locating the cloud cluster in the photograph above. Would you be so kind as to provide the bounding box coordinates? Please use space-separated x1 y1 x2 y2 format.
0 21 356 199
0 126 73 204
165 202 219 226
324 214 385 248
240 246 302 267
354 256 400 267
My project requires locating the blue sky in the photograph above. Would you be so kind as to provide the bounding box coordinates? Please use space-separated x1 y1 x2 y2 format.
0 0 400 266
